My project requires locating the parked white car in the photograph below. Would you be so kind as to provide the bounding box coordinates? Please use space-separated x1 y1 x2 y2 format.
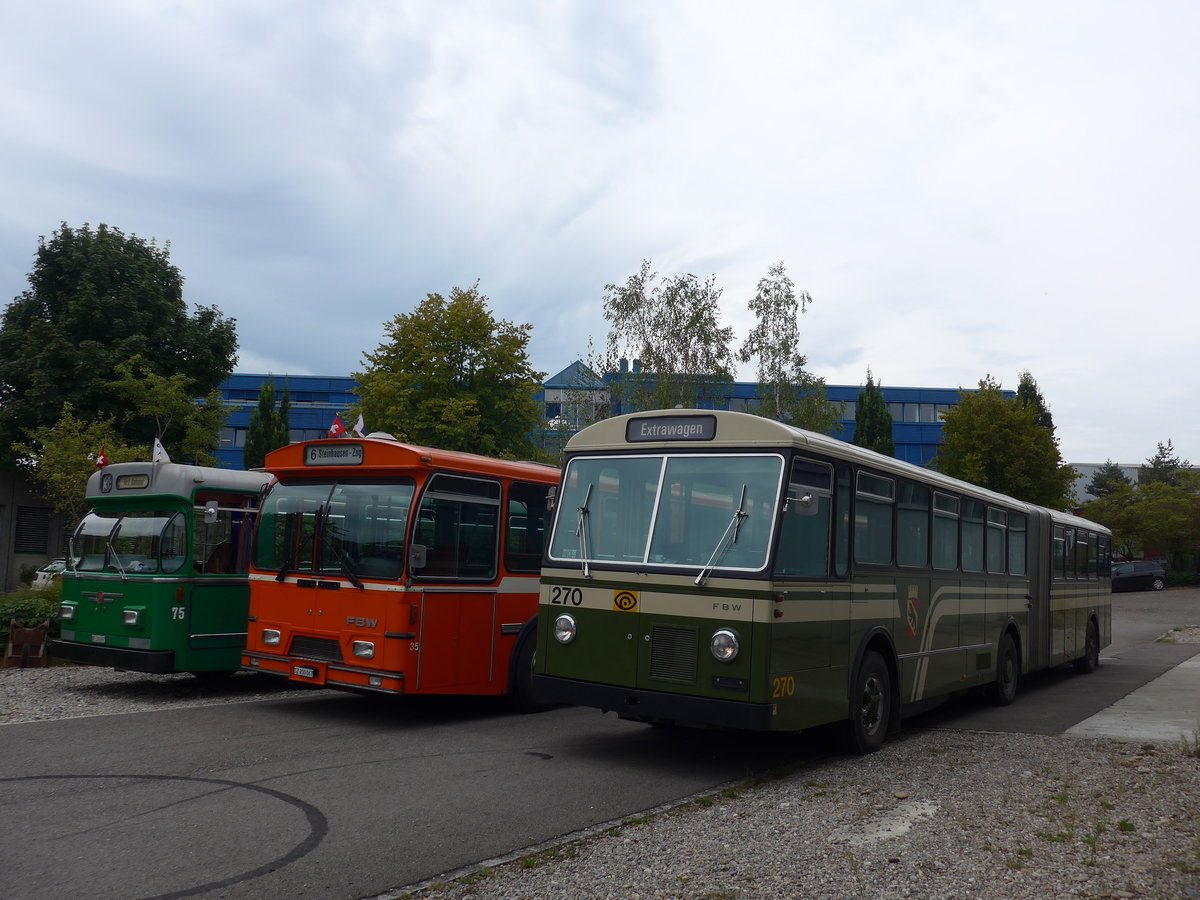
32 559 70 590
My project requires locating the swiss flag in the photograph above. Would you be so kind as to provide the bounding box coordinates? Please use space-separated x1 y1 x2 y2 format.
96 446 108 468
328 414 346 438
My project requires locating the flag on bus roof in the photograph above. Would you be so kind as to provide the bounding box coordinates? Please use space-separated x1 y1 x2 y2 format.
152 438 171 464
352 414 365 437
328 414 346 438
95 446 108 469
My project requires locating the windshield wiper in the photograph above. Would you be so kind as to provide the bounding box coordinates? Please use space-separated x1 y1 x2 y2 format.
575 483 593 578
695 484 748 587
106 522 129 581
330 539 364 589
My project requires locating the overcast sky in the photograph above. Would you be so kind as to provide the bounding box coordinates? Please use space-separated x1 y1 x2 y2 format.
3 1 1196 466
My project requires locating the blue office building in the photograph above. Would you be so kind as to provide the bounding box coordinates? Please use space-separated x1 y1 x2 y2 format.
216 365 1002 470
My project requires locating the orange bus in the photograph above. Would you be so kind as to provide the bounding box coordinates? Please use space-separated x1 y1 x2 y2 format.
241 435 558 708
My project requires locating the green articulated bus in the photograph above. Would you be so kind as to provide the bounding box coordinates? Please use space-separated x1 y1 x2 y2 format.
534 410 1111 753
53 461 270 676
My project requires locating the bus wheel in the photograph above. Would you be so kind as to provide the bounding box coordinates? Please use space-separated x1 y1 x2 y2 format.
510 635 555 714
1073 621 1100 674
846 651 890 754
989 634 1019 706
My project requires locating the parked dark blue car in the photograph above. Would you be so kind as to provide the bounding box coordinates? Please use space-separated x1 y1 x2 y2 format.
1111 560 1166 592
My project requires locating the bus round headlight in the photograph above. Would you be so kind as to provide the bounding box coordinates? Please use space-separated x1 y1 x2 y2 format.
553 614 577 644
710 628 739 662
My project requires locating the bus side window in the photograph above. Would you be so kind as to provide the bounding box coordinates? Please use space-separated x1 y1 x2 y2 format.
854 472 894 566
897 483 930 568
777 458 833 578
1008 514 1027 575
413 475 500 580
932 492 959 571
961 500 985 573
506 481 550 574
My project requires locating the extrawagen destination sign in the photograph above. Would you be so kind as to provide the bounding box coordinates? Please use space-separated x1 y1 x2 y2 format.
626 414 716 443
305 443 365 466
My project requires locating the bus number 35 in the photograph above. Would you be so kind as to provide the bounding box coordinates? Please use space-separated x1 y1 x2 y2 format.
549 586 583 606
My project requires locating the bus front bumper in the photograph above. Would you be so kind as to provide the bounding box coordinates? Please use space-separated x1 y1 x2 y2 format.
50 639 175 674
533 674 776 731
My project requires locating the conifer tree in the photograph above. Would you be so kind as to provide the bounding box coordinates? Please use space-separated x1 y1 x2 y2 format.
243 378 290 469
852 370 894 457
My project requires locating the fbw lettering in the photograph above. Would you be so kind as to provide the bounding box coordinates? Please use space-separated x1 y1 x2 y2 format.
712 602 742 612
346 616 378 628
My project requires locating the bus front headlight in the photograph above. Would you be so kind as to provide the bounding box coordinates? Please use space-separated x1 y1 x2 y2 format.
123 610 140 626
553 614 577 644
710 628 739 662
352 641 375 659
263 628 282 646
60 605 75 620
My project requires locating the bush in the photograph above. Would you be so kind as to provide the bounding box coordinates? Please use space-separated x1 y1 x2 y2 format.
0 585 61 646
1166 571 1200 588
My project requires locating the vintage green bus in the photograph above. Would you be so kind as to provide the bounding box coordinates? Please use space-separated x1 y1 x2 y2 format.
535 410 1111 752
53 462 269 676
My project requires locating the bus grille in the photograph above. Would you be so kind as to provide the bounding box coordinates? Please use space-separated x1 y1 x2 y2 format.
649 625 697 683
289 636 344 663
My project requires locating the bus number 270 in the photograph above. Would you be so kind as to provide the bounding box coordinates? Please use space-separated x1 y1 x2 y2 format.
772 675 796 699
549 587 583 606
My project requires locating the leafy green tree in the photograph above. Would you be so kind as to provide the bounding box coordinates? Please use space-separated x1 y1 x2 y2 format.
1084 480 1200 567
1139 439 1191 487
852 370 894 456
1085 460 1133 499
243 378 292 469
738 262 839 434
933 376 1077 509
355 283 546 459
108 356 228 465
0 223 238 465
13 404 138 521
601 260 735 412
1016 370 1054 429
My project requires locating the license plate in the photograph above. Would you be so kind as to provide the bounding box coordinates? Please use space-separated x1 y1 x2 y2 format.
293 665 317 678
91 634 107 644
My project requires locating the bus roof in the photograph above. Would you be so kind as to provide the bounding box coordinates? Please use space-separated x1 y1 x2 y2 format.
87 461 271 500
565 409 1108 534
264 435 559 483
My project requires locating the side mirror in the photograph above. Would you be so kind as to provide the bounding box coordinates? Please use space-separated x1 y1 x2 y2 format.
203 500 219 524
786 489 820 517
408 543 427 571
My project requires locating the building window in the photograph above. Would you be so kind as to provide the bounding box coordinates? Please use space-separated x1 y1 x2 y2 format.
15 506 51 553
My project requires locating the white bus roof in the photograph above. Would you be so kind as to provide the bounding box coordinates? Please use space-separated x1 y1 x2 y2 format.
565 410 1108 534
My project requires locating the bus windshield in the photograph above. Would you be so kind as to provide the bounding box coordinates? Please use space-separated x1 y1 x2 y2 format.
71 510 185 574
256 479 415 580
548 454 783 572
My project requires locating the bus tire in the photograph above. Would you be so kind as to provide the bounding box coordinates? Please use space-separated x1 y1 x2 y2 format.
989 633 1019 706
510 634 555 714
845 650 890 755
1073 620 1100 674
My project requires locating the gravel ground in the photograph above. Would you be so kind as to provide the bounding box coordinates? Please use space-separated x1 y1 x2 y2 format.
3 632 1199 900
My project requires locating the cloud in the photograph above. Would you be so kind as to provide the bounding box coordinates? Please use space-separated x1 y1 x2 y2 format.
2 0 1197 464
